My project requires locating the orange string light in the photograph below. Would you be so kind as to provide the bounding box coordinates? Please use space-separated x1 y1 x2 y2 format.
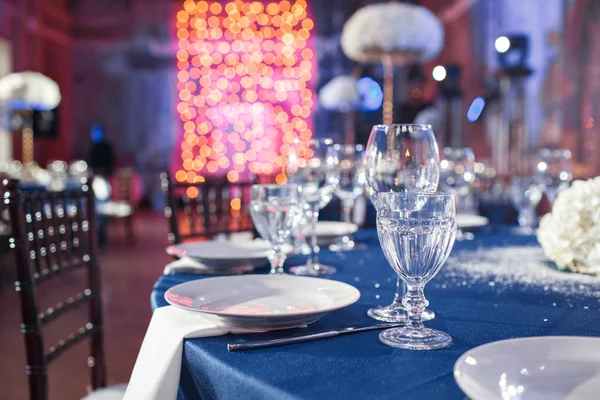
176 1 314 190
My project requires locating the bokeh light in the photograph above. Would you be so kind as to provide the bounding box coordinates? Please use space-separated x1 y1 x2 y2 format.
175 0 314 188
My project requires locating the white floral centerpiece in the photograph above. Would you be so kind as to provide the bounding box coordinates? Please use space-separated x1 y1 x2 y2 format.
340 2 443 124
537 177 600 274
0 71 61 164
319 75 361 113
0 71 61 111
341 2 443 64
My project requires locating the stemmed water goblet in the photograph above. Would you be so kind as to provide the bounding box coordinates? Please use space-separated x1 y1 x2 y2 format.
510 176 543 234
365 124 440 323
536 148 572 204
250 184 303 274
330 144 367 252
376 192 457 350
286 138 340 276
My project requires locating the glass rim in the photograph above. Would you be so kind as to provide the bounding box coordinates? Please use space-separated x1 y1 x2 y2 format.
294 137 334 145
372 123 432 130
333 143 364 151
376 192 454 200
252 183 299 189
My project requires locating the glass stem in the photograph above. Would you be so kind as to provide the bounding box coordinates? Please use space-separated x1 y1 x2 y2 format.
342 199 354 223
403 284 428 331
308 205 319 267
518 207 536 230
392 277 406 306
268 244 286 274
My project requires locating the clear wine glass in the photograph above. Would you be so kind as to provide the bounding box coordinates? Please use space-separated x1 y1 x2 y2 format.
365 124 440 323
440 147 475 213
536 148 572 203
288 206 312 255
250 184 302 274
286 139 340 276
376 192 456 350
330 144 367 252
510 176 543 234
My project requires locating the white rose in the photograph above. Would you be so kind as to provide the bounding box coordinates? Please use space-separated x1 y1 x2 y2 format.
537 177 600 274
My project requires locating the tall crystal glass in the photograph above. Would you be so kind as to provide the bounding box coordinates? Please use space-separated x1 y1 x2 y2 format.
365 124 440 323
250 184 302 274
330 144 367 252
440 147 475 213
376 192 456 350
510 176 543 234
536 148 572 203
286 139 340 276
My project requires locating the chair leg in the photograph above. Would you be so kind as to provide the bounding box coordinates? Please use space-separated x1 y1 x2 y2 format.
98 217 108 249
125 216 135 243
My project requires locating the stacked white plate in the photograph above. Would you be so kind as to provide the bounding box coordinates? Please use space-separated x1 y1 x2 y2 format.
454 336 600 400
315 221 358 246
166 239 277 274
456 214 489 230
165 274 361 328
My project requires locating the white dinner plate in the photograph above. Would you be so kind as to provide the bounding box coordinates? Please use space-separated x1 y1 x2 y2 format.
315 221 358 245
166 239 275 270
456 214 489 229
454 336 600 400
164 274 361 328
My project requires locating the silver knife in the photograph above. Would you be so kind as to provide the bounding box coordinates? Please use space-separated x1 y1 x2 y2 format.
227 323 403 352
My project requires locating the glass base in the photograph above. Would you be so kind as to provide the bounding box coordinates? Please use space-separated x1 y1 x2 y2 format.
511 226 537 236
329 237 367 252
289 263 337 276
367 304 434 323
379 326 452 350
293 243 311 255
455 229 475 241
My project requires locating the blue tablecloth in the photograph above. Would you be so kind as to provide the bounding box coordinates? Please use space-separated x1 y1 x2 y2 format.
151 229 600 400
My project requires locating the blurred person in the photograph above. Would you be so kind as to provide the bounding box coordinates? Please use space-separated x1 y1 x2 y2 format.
88 123 115 177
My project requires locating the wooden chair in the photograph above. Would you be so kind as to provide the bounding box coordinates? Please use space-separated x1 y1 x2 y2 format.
95 168 136 243
0 175 13 292
5 177 126 400
160 172 263 244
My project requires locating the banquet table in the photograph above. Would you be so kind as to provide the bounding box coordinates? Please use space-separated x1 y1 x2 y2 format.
151 228 600 400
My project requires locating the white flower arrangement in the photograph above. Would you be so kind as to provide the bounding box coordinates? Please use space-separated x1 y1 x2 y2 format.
318 75 361 112
341 2 444 64
537 177 600 274
0 71 61 111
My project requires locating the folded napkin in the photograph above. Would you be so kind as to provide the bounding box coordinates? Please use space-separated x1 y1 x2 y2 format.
124 306 270 400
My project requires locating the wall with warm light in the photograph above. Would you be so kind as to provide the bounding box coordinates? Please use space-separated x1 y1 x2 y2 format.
175 0 314 191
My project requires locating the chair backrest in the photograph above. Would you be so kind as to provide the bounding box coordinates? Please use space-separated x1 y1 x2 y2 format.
160 172 265 243
112 167 134 203
5 177 106 400
0 175 10 237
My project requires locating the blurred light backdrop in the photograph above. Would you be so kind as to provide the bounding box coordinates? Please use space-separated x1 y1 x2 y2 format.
174 0 315 191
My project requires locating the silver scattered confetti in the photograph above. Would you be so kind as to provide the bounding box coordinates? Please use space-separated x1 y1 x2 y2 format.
440 246 600 300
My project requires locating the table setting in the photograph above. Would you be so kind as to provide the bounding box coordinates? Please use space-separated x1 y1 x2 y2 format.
122 122 600 400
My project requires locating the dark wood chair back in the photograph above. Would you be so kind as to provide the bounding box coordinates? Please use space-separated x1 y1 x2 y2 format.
112 167 135 203
160 172 269 244
0 175 13 292
4 177 106 400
